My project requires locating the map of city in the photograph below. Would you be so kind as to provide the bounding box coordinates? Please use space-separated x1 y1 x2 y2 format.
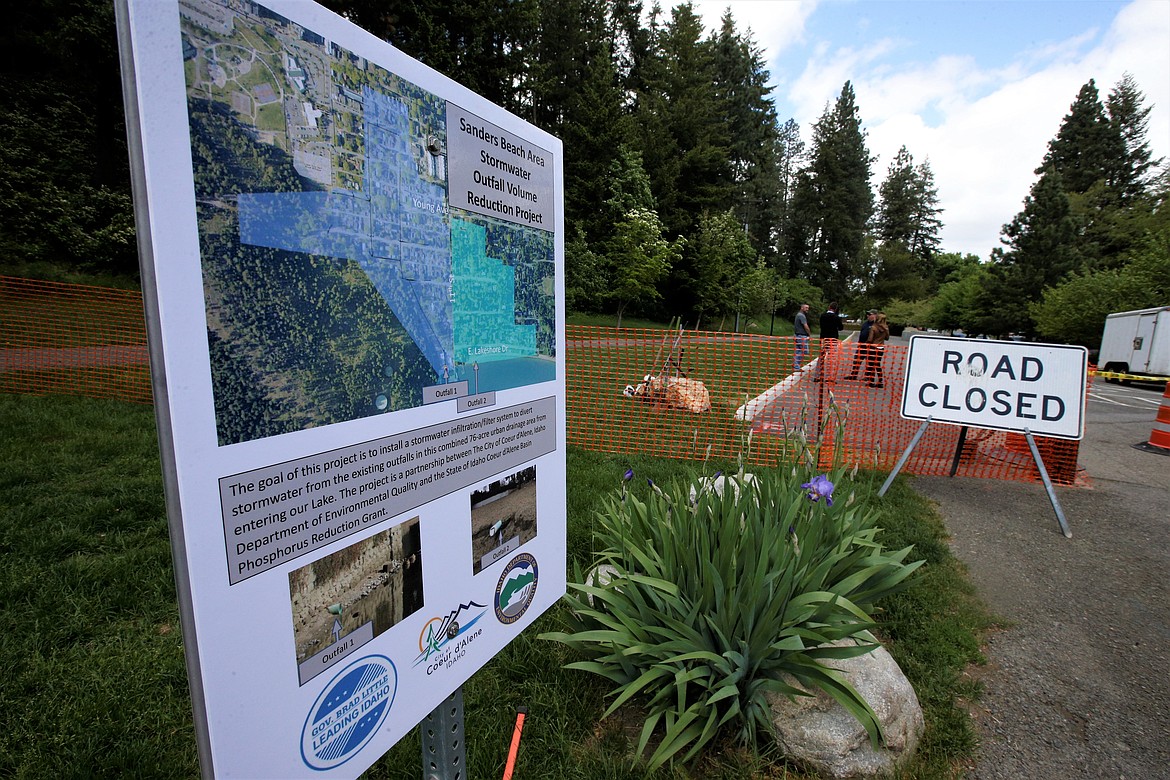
179 0 556 444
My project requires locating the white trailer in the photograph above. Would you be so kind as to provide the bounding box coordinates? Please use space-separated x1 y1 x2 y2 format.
1098 305 1170 380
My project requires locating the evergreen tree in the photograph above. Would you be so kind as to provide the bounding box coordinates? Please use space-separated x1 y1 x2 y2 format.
986 170 1079 335
978 75 1163 335
528 0 627 244
634 3 731 240
785 82 874 302
910 160 943 265
876 147 918 245
875 146 942 296
1106 72 1162 202
711 12 781 263
1038 79 1125 197
1065 74 1166 268
322 0 537 114
774 118 805 275
581 145 664 319
604 145 657 216
608 0 653 104
1 0 135 276
869 243 928 304
565 226 606 313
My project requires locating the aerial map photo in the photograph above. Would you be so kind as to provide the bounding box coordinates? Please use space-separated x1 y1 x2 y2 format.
179 0 556 445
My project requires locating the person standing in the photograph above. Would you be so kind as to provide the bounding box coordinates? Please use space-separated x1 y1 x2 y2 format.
816 301 843 381
845 310 876 380
819 301 843 341
793 303 811 372
863 312 891 388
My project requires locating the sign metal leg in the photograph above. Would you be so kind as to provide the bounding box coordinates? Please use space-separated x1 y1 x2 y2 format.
879 417 932 497
1024 429 1073 538
949 425 969 477
422 688 466 780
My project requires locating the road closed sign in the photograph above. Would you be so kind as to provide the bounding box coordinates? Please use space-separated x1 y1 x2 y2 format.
901 336 1088 439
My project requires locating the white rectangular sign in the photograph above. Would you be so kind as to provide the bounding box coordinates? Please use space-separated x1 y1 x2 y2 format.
115 0 565 776
900 335 1088 439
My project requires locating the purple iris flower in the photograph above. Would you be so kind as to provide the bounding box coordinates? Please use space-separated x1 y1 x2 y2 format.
623 468 634 481
801 474 835 506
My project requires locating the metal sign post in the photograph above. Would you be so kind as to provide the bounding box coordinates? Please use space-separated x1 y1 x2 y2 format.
878 416 932 497
421 688 466 780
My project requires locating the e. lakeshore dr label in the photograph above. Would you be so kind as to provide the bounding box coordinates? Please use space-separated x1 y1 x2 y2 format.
220 397 556 583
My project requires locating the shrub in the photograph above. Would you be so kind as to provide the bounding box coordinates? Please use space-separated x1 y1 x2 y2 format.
541 462 923 770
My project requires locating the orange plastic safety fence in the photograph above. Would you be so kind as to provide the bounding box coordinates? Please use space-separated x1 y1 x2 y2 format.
0 286 1086 486
0 276 152 404
567 325 1085 486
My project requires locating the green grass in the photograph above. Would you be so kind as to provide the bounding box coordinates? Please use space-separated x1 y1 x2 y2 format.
0 393 996 779
568 311 796 337
0 260 141 291
0 394 196 778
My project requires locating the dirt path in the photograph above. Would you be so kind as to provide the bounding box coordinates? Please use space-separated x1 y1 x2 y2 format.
0 345 149 372
911 381 1170 779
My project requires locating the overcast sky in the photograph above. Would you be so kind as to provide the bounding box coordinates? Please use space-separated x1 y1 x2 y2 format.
685 0 1170 260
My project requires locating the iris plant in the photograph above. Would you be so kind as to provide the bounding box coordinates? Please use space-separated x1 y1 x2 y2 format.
801 474 835 506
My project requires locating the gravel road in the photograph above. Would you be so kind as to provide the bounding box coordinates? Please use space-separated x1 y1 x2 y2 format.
911 380 1170 780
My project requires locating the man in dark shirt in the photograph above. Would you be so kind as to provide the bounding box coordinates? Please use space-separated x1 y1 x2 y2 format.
819 302 842 341
815 302 843 381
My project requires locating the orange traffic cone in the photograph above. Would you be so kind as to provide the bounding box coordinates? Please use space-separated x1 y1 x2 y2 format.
1134 382 1170 454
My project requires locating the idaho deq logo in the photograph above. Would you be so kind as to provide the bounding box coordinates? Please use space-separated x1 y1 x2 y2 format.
301 655 397 771
495 553 538 624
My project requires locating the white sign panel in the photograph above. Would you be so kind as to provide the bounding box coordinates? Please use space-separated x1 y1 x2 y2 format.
900 336 1087 439
115 0 565 776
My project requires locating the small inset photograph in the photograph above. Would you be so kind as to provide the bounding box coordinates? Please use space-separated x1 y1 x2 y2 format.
289 517 423 677
470 465 537 574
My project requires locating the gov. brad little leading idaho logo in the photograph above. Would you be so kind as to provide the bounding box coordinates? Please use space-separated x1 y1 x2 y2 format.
300 655 396 771
494 553 538 624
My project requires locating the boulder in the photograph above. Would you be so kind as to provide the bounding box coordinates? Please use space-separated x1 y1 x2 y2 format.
688 472 757 504
583 563 621 608
766 639 924 779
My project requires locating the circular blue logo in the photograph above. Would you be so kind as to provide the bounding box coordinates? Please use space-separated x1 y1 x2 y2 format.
494 553 538 624
301 655 397 771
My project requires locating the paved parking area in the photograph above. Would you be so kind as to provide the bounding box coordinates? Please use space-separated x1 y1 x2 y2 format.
912 380 1170 779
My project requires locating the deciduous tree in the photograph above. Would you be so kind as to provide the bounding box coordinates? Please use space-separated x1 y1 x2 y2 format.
605 207 681 327
688 209 756 329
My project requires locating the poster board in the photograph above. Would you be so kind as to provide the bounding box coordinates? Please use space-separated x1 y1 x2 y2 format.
900 335 1087 439
115 0 566 775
